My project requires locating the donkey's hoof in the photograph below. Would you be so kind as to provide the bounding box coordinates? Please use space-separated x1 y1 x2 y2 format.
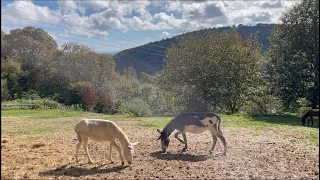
121 162 124 166
110 161 114 164
181 148 187 152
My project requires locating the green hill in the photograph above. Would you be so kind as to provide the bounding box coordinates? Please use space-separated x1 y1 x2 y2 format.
113 23 275 76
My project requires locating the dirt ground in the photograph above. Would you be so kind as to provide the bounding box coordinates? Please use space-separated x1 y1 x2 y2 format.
1 119 319 179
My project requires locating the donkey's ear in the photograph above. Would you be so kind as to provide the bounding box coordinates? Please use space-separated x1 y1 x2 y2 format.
156 136 161 140
157 129 162 133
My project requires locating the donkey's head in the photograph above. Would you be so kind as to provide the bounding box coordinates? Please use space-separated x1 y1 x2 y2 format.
157 129 170 152
122 142 139 165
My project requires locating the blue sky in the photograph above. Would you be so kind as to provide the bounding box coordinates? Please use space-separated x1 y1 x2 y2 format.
1 0 301 53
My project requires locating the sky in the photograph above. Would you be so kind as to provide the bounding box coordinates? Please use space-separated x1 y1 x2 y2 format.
1 0 302 54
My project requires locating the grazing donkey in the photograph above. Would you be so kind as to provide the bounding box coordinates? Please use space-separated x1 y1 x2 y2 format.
74 119 139 165
156 112 227 155
301 109 319 127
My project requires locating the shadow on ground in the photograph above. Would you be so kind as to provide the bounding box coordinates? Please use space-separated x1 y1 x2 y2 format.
249 114 310 127
150 151 212 162
39 163 129 177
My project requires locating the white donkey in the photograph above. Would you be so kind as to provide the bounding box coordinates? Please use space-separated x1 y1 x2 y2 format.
74 118 139 165
157 112 227 155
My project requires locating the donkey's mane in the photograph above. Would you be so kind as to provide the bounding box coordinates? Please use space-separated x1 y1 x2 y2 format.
112 123 131 146
162 118 176 137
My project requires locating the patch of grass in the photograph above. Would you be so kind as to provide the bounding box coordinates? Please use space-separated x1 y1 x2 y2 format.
136 117 172 129
1 127 55 136
2 109 89 119
1 99 66 110
1 109 318 146
220 114 300 128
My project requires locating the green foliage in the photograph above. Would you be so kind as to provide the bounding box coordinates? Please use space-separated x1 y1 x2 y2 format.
123 97 153 116
20 90 42 100
1 98 65 110
112 101 134 115
295 98 312 115
140 72 155 84
268 0 319 110
1 57 23 100
61 42 96 54
159 29 263 114
1 31 6 48
2 23 317 116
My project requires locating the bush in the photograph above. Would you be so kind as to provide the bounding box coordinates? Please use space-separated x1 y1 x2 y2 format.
112 101 133 115
296 98 312 116
1 98 66 110
123 97 152 116
20 90 42 100
240 95 283 115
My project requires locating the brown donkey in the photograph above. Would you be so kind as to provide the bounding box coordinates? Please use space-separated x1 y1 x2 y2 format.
300 109 319 127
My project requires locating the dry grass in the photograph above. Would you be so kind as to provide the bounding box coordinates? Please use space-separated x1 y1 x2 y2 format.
1 110 319 179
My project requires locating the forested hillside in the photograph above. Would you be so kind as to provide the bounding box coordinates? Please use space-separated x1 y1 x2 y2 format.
113 24 275 76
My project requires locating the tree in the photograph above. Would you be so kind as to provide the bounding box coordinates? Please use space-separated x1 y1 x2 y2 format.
2 26 58 64
159 29 262 114
140 72 155 84
1 57 22 100
1 31 6 50
124 66 138 78
56 43 116 89
61 42 96 54
268 0 319 110
2 26 60 99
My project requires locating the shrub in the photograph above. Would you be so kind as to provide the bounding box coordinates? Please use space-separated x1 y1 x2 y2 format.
1 98 65 110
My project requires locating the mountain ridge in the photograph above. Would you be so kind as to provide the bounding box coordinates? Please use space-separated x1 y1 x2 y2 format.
113 23 276 76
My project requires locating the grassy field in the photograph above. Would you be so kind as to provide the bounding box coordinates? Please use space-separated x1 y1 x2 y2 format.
1 109 319 179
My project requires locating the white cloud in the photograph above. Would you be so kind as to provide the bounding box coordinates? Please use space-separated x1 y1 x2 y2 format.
254 1 283 9
162 31 170 37
3 1 60 24
83 1 111 11
1 0 304 38
159 31 171 39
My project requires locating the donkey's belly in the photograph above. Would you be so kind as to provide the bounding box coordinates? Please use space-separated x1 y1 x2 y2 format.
183 125 208 134
87 131 112 142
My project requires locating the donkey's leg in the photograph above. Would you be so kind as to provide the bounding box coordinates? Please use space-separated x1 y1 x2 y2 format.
174 131 185 144
310 116 314 127
181 132 188 151
75 132 82 162
108 142 114 163
82 136 93 164
216 133 227 155
209 132 218 154
111 140 124 166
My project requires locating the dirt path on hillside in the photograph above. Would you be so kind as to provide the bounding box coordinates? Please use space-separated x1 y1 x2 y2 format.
1 120 319 179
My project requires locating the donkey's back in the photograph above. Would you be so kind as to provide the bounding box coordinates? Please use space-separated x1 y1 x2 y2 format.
75 119 118 142
172 112 221 131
